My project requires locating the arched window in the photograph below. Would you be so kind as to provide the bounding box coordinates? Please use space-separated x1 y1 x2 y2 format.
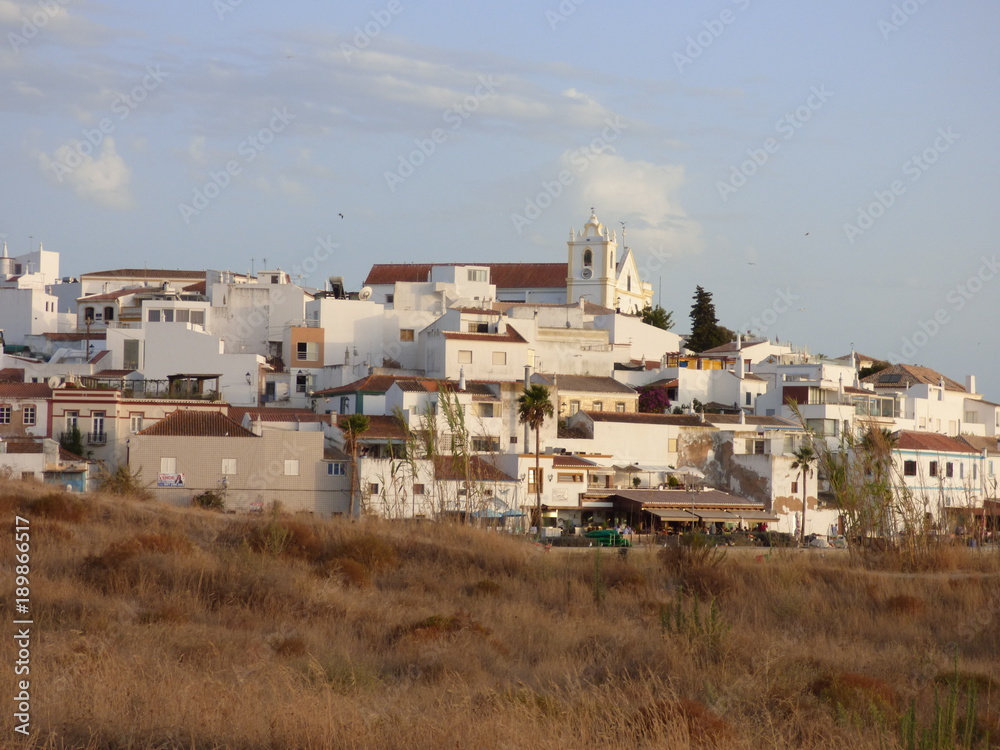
84 307 95 322
104 306 115 321
583 249 593 267
627 276 631 292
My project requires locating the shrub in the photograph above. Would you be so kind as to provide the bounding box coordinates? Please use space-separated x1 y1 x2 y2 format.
30 492 89 523
98 465 151 499
191 490 225 510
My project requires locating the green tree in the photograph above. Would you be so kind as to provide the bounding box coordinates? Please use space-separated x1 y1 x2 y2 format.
640 304 673 330
341 414 370 520
517 384 554 536
791 443 818 545
686 286 735 352
60 423 84 457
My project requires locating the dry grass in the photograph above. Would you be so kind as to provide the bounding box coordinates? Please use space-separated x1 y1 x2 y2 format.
0 482 998 749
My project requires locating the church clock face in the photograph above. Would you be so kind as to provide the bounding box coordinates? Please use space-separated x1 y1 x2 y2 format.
581 267 593 279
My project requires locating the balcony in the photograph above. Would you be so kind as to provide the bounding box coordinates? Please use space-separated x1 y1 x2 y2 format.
87 431 108 445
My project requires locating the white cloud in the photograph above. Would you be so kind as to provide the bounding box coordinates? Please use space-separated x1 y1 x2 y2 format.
39 136 133 209
567 152 703 258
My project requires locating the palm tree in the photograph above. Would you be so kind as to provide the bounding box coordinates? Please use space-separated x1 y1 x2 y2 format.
341 414 370 520
517 384 554 536
791 443 817 545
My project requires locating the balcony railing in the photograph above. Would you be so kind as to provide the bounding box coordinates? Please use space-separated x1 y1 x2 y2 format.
87 431 108 445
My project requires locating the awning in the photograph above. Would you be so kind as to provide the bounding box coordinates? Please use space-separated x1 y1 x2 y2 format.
693 510 739 522
581 501 614 508
730 510 779 522
646 508 698 522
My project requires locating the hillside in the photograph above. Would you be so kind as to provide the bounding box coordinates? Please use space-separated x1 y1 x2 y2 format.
1 482 998 749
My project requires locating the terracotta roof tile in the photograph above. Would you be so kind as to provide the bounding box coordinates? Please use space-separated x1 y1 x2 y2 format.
862 364 966 392
0 368 25 383
432 455 516 482
442 327 527 343
228 407 328 425
896 431 978 454
77 286 148 302
584 412 706 426
138 410 255 438
532 373 637 394
365 263 568 289
0 383 53 398
956 435 1000 455
337 414 407 442
552 455 597 467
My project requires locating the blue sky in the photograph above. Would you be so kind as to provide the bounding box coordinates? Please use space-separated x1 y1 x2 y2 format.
3 1 999 395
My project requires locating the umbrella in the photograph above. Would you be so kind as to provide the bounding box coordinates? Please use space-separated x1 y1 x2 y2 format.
672 466 705 479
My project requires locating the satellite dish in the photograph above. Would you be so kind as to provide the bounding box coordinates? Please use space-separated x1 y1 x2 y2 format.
48 376 61 388
581 268 593 280
358 286 373 301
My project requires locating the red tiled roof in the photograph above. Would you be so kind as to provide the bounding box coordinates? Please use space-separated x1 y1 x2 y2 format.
896 431 978 454
0 383 52 398
862 364 966 392
138 410 256 438
532 373 637 395
552 455 597 468
365 263 568 289
337 414 407 442
42 332 107 341
91 369 136 378
442 327 527 343
183 280 207 293
228 407 328 425
432 455 516 482
82 269 206 280
0 368 25 383
312 374 430 397
956 435 1000 455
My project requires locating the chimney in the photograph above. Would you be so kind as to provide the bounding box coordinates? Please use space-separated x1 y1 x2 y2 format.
966 375 977 394
579 296 586 311
497 317 507 335
458 366 466 391
939 377 945 400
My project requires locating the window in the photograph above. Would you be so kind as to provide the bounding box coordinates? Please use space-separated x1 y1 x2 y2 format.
163 309 174 323
130 414 143 433
295 374 308 393
973 464 977 481
296 341 319 361
946 462 954 478
104 306 115 321
368 482 380 495
339 396 350 413
327 463 346 476
467 268 488 282
222 458 237 475
528 468 541 493
385 294 394 304
583 249 592 267
929 461 938 477
458 350 473 364
0 406 10 424
593 401 603 411
904 460 917 476
668 438 678 452
616 402 626 413
399 329 414 342
478 402 496 418
65 411 78 430
467 322 488 333
413 483 425 495
123 339 140 370
91 412 105 439
960 464 965 480
471 436 500 452
83 307 95 322
191 310 205 326
284 460 300 476
627 276 631 292
558 473 583 483
175 309 190 323
492 351 506 366
22 405 35 426
569 400 580 415
745 392 752 406
791 481 798 493
160 457 176 474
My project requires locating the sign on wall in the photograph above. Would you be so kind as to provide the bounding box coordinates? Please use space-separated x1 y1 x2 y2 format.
157 473 185 487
